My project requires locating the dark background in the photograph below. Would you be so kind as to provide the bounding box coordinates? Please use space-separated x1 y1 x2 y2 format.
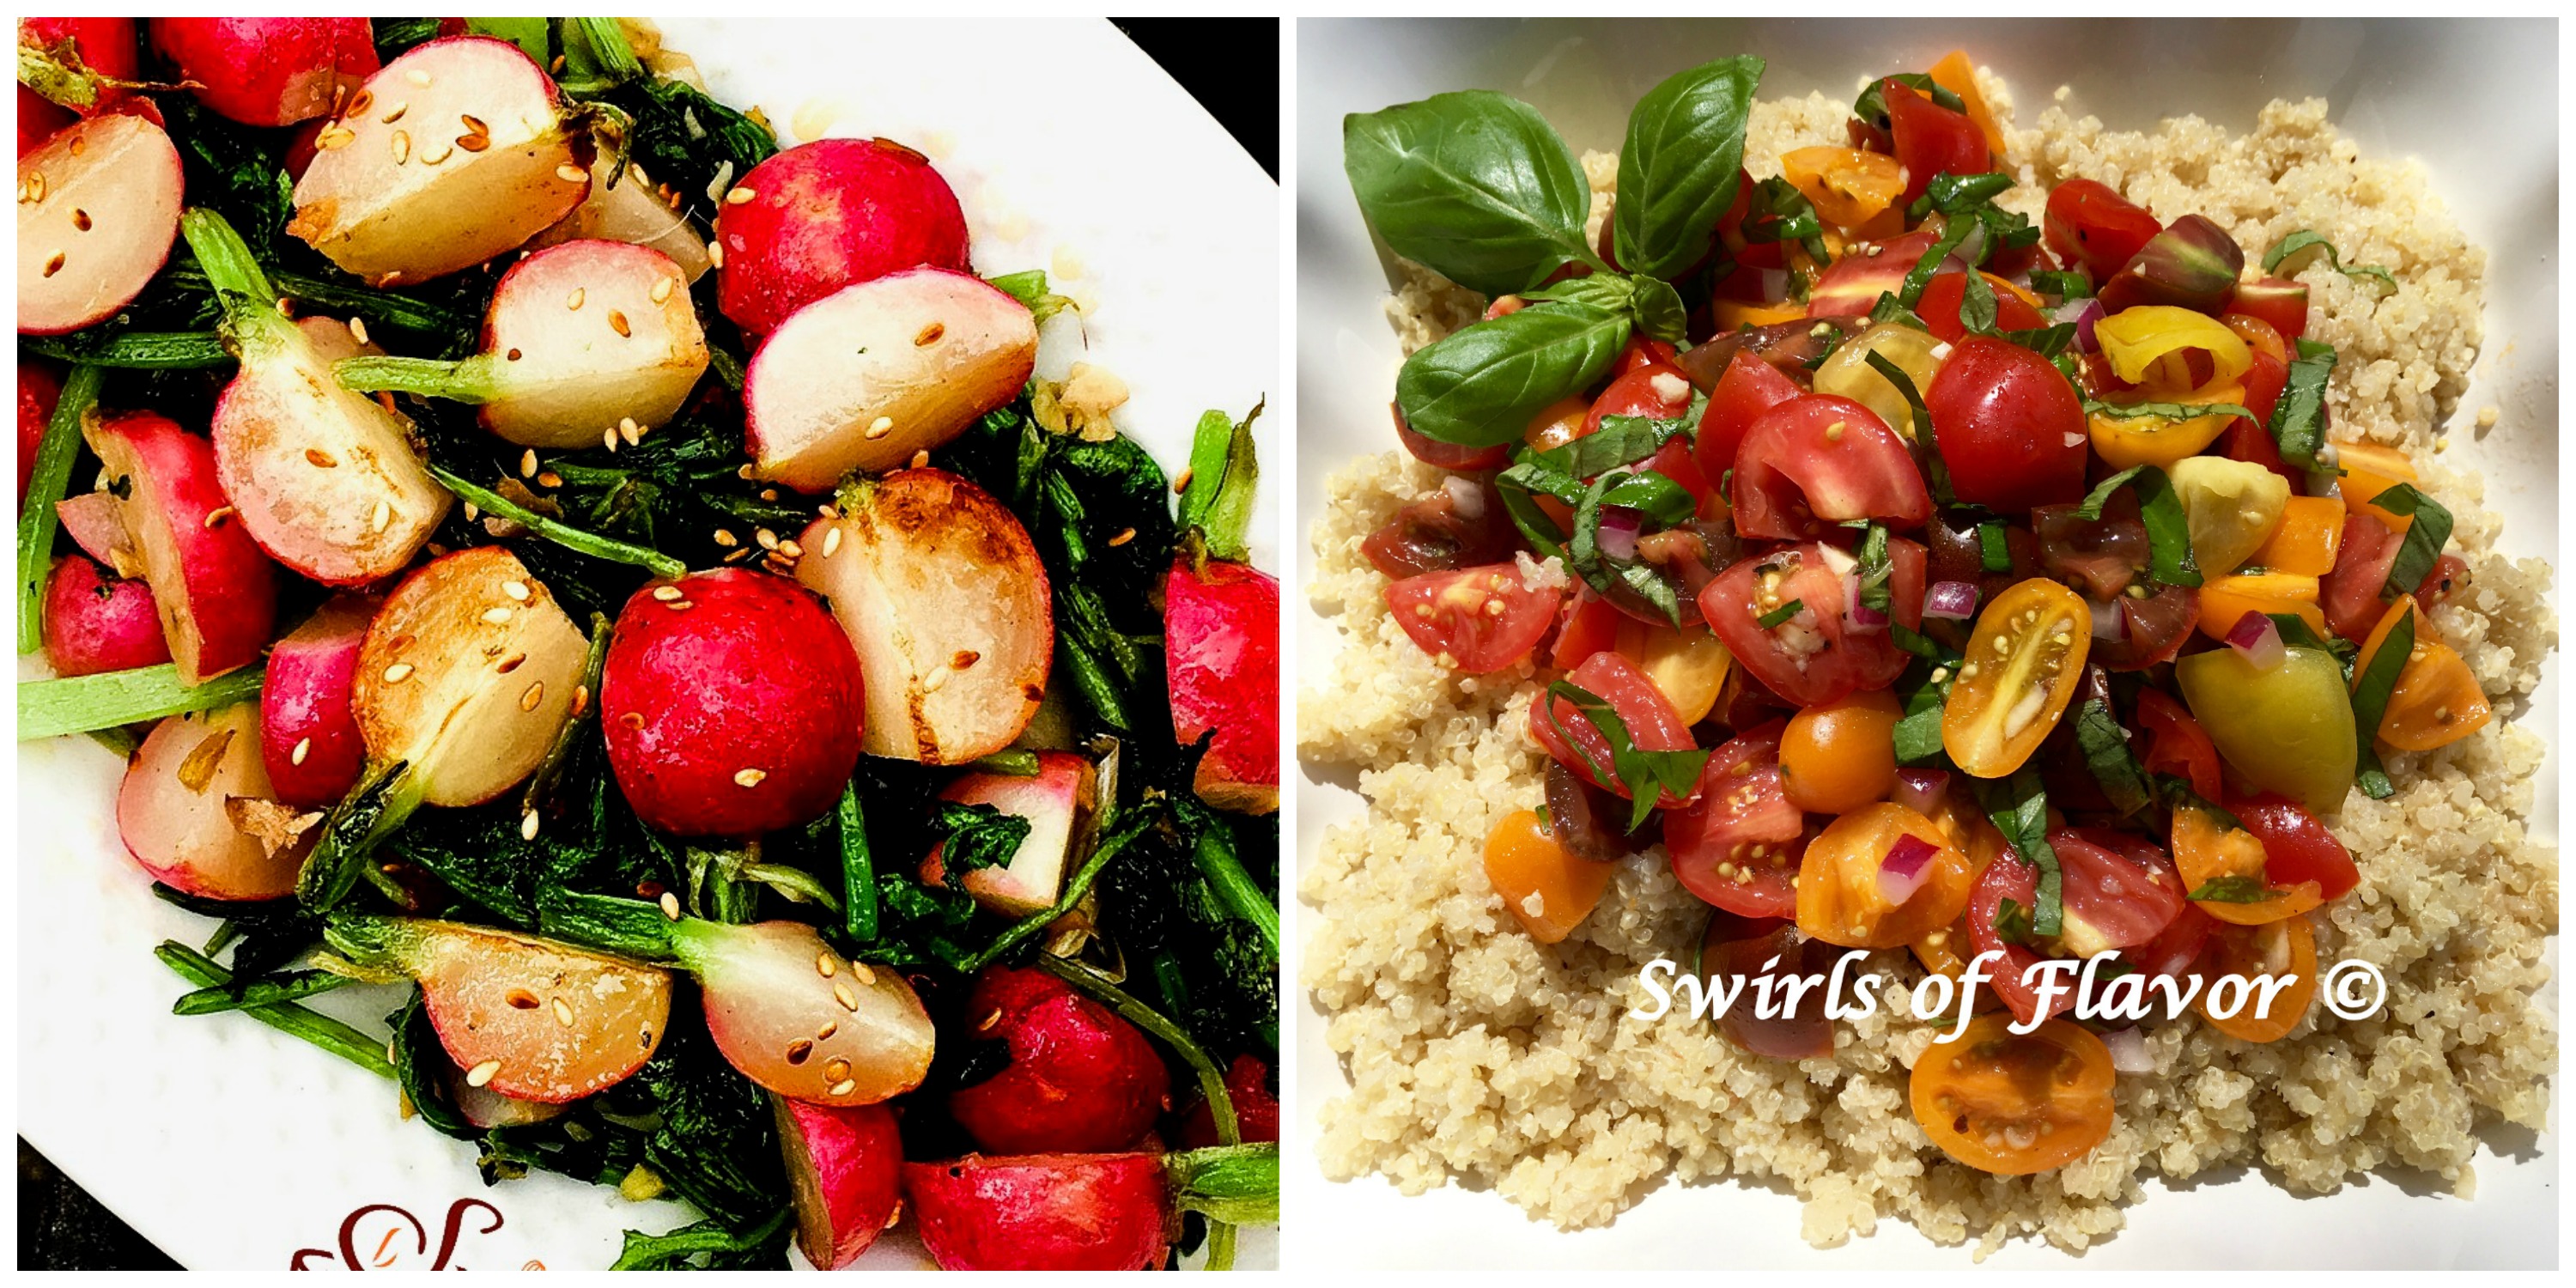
18 18 1276 1271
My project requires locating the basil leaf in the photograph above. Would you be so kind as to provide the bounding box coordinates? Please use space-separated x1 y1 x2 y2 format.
2157 774 2246 833
1890 622 1956 665
2366 483 2453 599
1522 274 1635 314
1991 896 2036 946
1978 770 2062 937
1631 274 1692 344
2071 465 2145 521
1344 90 1595 295
2266 612 2341 657
1891 648 1958 768
2030 267 2093 300
2083 398 2263 423
2187 875 2275 903
1493 462 1573 559
1997 323 2078 359
1741 176 1829 266
2267 338 2336 470
1958 268 2000 333
1896 216 1980 308
1868 291 1933 331
1395 302 1630 447
2262 230 2398 293
1542 681 1713 831
1909 170 2016 218
1597 471 1696 526
1757 598 1805 629
1856 525 1893 614
2074 698 2154 817
1862 349 1933 441
2348 603 2415 799
1525 413 1692 478
1978 521 2011 573
1855 73 1965 129
2071 465 2199 587
1616 56 1764 280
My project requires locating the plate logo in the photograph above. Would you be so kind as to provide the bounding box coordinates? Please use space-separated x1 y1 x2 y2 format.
290 1198 534 1271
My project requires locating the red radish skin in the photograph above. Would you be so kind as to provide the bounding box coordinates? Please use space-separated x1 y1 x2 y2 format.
82 411 277 683
149 17 377 127
775 1099 904 1269
796 470 1051 764
1177 1054 1282 1150
17 88 71 155
19 360 60 501
527 154 712 281
676 920 936 1107
355 547 587 807
472 240 709 448
715 137 969 336
17 111 184 335
601 569 865 837
118 703 311 900
1165 557 1280 814
260 593 378 809
919 752 1092 916
903 1152 1170 1272
949 964 1167 1156
43 556 169 677
744 269 1036 490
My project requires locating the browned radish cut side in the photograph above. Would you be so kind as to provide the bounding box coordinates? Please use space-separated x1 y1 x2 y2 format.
354 546 587 807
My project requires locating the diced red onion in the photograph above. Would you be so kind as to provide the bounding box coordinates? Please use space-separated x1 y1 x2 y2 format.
1877 833 1941 905
1845 575 1888 630
2226 611 2286 671
2089 596 2124 640
1923 580 1979 621
1934 253 1973 279
1443 473 1486 519
1952 220 1989 270
1751 266 1791 304
2055 297 2106 353
2100 1026 2153 1074
1893 768 1950 817
1595 507 1641 562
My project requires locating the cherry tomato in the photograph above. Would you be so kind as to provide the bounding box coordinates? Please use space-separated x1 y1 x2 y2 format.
2043 178 2161 281
1522 395 1595 455
1697 910 1836 1060
1795 802 1973 948
1699 538 1924 708
2171 799 2323 927
2319 511 2414 642
2194 914 2318 1043
1485 809 1611 944
1528 650 1699 806
2227 793 2358 902
1883 80 1991 208
1361 482 1514 580
2056 829 2186 954
1805 229 1943 319
1965 849 2063 1026
1777 688 1903 814
1911 1012 2116 1175
1926 335 2089 510
1393 402 1509 472
1384 562 1563 674
1731 395 1930 538
2132 689 2221 801
2230 276 2311 341
2128 898 2218 979
1644 434 1720 520
1550 586 1620 671
1694 348 1803 483
1916 271 2049 344
1941 578 2092 778
2090 584 2199 671
2033 494 2151 599
1666 720 1805 917
1582 362 1695 440
1610 335 1681 378
2413 553 2470 617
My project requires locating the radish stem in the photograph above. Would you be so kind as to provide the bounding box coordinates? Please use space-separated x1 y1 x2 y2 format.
21 331 230 369
17 362 100 654
173 969 353 1015
297 762 427 911
18 663 264 740
335 355 504 404
519 612 612 823
1191 821 1279 959
428 464 689 580
837 781 878 943
161 261 474 341
178 209 297 357
154 941 393 1078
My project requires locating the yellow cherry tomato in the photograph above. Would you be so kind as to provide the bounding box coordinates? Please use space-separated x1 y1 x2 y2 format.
1778 688 1903 814
2195 571 2324 643
2354 598 2492 752
2094 305 2254 386
2250 495 2347 576
1795 802 1973 948
1618 620 1734 726
1484 809 1611 944
2169 455 2290 577
2330 439 2421 533
1779 146 1906 230
2170 799 2324 927
1911 1012 2116 1175
2086 380 2247 470
1941 578 2091 778
1814 321 1945 442
2173 646 2356 816
2195 914 2318 1043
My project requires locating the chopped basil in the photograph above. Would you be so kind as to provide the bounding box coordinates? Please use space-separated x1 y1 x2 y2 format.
1741 176 1830 267
2030 267 2093 300
1991 896 2036 946
1855 524 1893 615
2069 465 2200 588
1891 641 1961 768
1996 323 2078 358
1868 292 1933 331
1862 350 1933 441
1541 680 1713 831
2262 230 2398 294
1854 73 1965 130
2081 398 2263 423
2156 774 2245 832
2367 483 2454 600
1567 470 1694 626
1757 598 1806 629
1978 770 2062 937
1978 521 2011 573
2187 875 2275 904
1958 270 2000 333
2348 603 2415 799
1597 471 1696 526
2074 699 2154 816
1493 462 1572 560
1890 622 1956 664
1528 413 1692 477
2267 338 2337 470
1906 170 2015 220
2070 465 2142 520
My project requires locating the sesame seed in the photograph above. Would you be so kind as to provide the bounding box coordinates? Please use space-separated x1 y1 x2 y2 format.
713 529 738 547
520 810 541 841
735 768 767 787
307 448 337 468
775 538 802 559
1173 468 1194 494
706 239 725 268
608 310 631 337
832 981 859 1012
566 288 585 311
503 580 531 601
519 681 545 712
382 663 414 683
553 998 574 1028
659 891 682 920
349 316 369 346
1107 527 1135 547
42 252 64 278
865 416 894 440
650 277 673 304
725 185 756 204
404 68 431 87
816 951 836 978
914 322 945 346
755 528 779 550
537 471 562 489
371 499 392 533
290 738 311 766
464 1060 501 1087
821 527 842 556
556 162 586 183
824 1057 853 1081
908 450 929 469
204 506 235 529
828 1078 858 1097
390 131 410 163
380 102 407 123
519 449 539 478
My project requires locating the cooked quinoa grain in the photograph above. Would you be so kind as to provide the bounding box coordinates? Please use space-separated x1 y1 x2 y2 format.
1303 82 2556 1254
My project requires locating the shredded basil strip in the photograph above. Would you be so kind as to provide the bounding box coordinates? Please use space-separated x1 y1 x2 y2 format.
2262 229 2398 293
2366 483 2454 600
2071 465 2145 520
1979 770 2062 937
1855 525 1893 615
1742 176 1830 266
2188 875 2275 903
2267 338 2336 470
1528 414 1692 477
1906 170 2015 221
2030 267 2093 300
1757 598 1805 629
1494 464 1572 560
1977 521 2011 573
1896 217 1981 308
2074 698 2154 816
2348 604 2415 799
1862 350 1933 441
2157 775 2247 833
1868 292 1934 331
1855 72 1965 128
2069 465 2200 588
1958 270 2000 333
1997 323 2078 358
1542 680 1712 831
2081 398 2263 423
1991 896 2036 945
1890 645 1959 768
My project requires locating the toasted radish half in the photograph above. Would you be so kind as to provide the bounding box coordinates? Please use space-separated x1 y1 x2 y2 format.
528 155 711 282
261 593 378 809
920 752 1094 916
904 1152 1171 1272
1166 557 1280 814
671 920 935 1108
796 469 1051 764
18 111 183 335
326 915 671 1103
53 489 127 567
744 269 1036 492
118 702 315 901
776 1098 905 1269
336 240 708 450
82 410 277 683
288 35 589 284
355 546 587 808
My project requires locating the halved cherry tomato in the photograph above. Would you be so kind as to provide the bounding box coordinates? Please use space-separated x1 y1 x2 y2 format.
1666 720 1804 917
1394 402 1509 472
1911 1012 2116 1175
1699 538 1924 708
1883 79 1991 208
2032 493 2150 599
2055 829 2186 957
1529 650 1700 807
2043 179 2160 282
2170 799 2323 927
2318 511 2402 641
2230 277 2311 341
2332 440 2422 533
1522 395 1595 455
2128 898 2218 978
1617 618 1734 726
1779 146 1907 230
1805 228 1942 319
1925 50 2008 157
1694 348 1803 483
2194 914 2317 1043
1610 335 1681 378
1965 848 2062 1025
1485 809 1611 944
1550 586 1621 671
1942 578 2092 778
1583 362 1696 440
2413 553 2470 616
2250 495 2346 577
1387 562 1563 674
2195 571 2324 643
2227 793 2358 902
2133 689 2221 801
1916 271 2049 344
2091 584 2199 671
1927 334 2089 510
1698 910 1837 1060
1731 395 1930 538
1361 481 1515 580
1778 688 1904 814
1795 802 1973 948
2353 598 2491 751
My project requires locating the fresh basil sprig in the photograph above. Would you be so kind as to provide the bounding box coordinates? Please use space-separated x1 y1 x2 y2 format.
1541 680 1713 831
1855 524 1893 615
2263 230 2398 294
2267 337 2337 470
1394 301 1629 447
2348 602 2415 799
1343 90 1597 295
1741 176 1830 267
1615 56 1764 280
2366 483 2454 599
1522 273 1690 345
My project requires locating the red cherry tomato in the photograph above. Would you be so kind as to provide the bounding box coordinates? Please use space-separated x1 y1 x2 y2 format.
1730 395 1930 538
1698 538 1923 708
1392 402 1508 472
1926 335 2088 510
1806 228 1943 319
1384 562 1562 674
2412 553 2470 616
2043 179 2161 281
1583 362 1695 440
1698 911 1836 1058
2128 899 2218 978
1883 80 1990 208
1694 348 1802 483
2319 512 2403 642
1611 335 1682 378
1965 849 2063 1027
2227 793 2360 902
1666 721 1805 918
1644 434 1719 519
2057 829 2187 951
1550 586 1621 671
2090 583 2199 671
2232 276 2311 341
2219 342 2297 488
1528 650 1701 805
2134 689 2222 800
1916 271 2049 344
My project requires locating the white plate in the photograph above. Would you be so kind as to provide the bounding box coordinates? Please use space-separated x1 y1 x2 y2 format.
18 16 1278 1271
1291 16 2555 1270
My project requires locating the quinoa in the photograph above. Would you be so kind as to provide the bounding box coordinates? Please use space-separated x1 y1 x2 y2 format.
1300 79 2557 1254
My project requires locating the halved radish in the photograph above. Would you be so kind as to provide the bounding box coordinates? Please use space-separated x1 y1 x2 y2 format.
260 593 379 809
714 137 970 337
325 915 671 1103
287 35 589 284
82 410 277 683
355 546 587 808
669 919 935 1107
118 702 313 901
17 111 183 335
903 1152 1170 1272
920 752 1093 916
776 1098 905 1269
744 269 1036 492
947 963 1166 1156
795 469 1050 764
149 17 378 127
42 555 169 677
336 239 708 450
1166 556 1280 814
181 209 451 584
527 155 711 282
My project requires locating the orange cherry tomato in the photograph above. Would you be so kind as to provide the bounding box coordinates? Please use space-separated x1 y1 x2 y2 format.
1777 688 1903 814
1910 1012 2116 1175
2354 598 2492 752
2194 914 2318 1043
1522 396 1593 454
2194 571 2324 643
2330 440 2421 534
1483 809 1611 945
1778 146 1906 230
2249 495 2346 577
2170 800 2323 927
1794 802 1972 948
1941 578 2091 777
